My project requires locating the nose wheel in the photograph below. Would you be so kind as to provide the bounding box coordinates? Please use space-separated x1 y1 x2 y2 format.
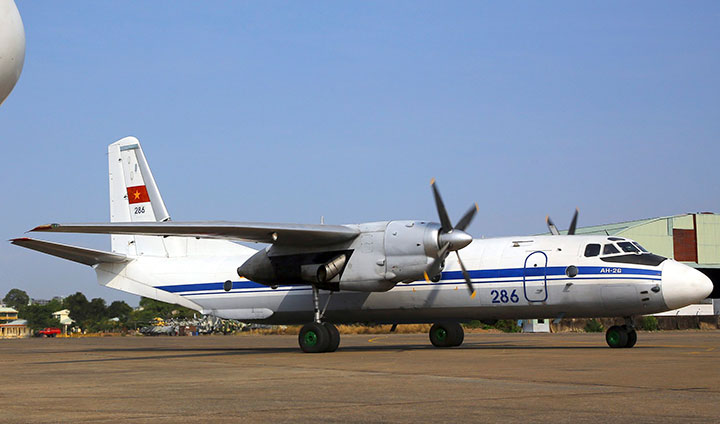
606 324 637 348
299 286 341 353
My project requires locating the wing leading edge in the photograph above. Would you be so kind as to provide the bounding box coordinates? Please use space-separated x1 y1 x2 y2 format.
10 238 128 266
30 221 361 246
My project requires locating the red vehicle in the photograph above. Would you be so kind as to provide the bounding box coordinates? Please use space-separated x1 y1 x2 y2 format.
37 327 61 337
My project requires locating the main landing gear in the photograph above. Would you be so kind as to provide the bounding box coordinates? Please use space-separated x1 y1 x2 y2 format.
298 286 340 353
429 322 464 348
605 320 637 348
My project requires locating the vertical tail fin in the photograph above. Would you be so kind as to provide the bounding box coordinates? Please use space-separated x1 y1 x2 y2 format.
107 136 254 258
108 137 170 256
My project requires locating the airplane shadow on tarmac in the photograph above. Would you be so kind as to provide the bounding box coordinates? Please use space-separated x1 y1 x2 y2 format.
32 341 647 365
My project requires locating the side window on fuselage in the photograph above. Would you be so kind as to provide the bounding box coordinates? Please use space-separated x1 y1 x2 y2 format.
584 244 601 257
618 241 640 253
603 244 620 255
632 242 649 253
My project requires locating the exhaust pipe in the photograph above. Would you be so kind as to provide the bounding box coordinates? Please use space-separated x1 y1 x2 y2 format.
301 254 347 284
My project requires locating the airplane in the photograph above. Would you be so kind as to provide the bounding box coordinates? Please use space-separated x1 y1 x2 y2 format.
12 137 714 353
0 0 25 106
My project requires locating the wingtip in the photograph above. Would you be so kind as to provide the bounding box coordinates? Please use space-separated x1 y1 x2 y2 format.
430 178 436 186
9 237 30 244
470 291 477 299
474 202 479 212
30 224 56 232
423 271 431 283
545 215 550 223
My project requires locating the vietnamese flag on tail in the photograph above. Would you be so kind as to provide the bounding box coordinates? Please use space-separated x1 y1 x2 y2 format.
127 185 150 204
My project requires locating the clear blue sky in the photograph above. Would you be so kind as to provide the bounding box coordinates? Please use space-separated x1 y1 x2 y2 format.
1 1 718 305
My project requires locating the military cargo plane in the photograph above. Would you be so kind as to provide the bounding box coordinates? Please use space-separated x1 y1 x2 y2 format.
12 137 713 352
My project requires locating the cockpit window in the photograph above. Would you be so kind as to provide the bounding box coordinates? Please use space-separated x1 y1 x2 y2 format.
584 244 600 257
618 241 640 253
603 244 620 255
632 242 649 253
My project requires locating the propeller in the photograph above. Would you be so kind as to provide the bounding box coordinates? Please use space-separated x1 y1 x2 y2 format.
546 208 579 235
423 179 478 297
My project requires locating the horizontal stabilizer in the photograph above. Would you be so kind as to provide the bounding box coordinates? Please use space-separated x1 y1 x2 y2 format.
30 221 360 246
10 238 129 266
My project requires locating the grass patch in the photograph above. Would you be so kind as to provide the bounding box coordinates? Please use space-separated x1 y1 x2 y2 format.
641 316 659 331
584 319 604 333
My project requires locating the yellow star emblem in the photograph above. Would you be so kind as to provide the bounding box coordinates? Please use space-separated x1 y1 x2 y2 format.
133 191 141 200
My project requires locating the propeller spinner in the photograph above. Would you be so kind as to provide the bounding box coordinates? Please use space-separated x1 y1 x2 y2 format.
424 179 478 297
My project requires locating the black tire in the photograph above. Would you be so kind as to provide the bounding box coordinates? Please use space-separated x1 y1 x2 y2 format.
450 322 464 347
430 322 463 348
622 326 637 348
299 323 330 353
606 325 628 348
323 323 340 352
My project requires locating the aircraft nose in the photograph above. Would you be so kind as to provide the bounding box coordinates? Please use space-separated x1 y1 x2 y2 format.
661 260 714 310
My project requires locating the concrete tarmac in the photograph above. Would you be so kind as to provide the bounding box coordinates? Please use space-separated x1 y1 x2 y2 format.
1 331 719 423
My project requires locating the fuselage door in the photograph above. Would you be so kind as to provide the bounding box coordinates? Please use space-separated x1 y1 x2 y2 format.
523 251 548 303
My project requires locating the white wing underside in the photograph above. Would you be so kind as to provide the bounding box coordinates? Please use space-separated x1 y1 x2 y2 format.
31 221 361 246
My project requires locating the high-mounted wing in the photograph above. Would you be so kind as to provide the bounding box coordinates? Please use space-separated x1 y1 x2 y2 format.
30 221 360 246
10 238 128 266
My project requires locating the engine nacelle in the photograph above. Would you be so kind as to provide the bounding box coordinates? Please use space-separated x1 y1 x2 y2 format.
236 220 444 292
382 220 441 283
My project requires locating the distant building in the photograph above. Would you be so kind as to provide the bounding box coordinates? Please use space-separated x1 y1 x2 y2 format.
0 307 19 324
52 309 74 334
30 296 64 306
521 319 550 333
0 319 29 339
51 309 74 326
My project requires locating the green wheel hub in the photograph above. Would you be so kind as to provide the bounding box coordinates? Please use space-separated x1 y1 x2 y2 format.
304 331 318 346
435 328 448 341
607 330 620 346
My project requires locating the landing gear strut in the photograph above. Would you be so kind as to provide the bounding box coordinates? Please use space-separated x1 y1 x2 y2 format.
605 319 637 348
429 322 464 347
298 286 340 353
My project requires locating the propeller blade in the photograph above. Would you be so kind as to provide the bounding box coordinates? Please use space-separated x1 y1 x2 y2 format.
455 203 478 231
455 251 475 297
426 242 450 279
431 179 453 232
568 208 579 235
546 215 560 235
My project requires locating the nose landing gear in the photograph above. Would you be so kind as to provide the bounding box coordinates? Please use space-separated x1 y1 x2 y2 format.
606 322 637 348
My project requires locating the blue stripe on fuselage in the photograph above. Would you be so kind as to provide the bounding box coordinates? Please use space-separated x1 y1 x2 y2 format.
442 266 660 280
156 265 661 294
156 280 286 293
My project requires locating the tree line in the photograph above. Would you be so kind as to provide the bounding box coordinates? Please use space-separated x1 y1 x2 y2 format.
2 288 195 332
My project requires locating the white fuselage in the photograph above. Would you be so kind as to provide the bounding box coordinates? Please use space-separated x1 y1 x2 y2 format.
0 0 25 106
95 234 713 324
